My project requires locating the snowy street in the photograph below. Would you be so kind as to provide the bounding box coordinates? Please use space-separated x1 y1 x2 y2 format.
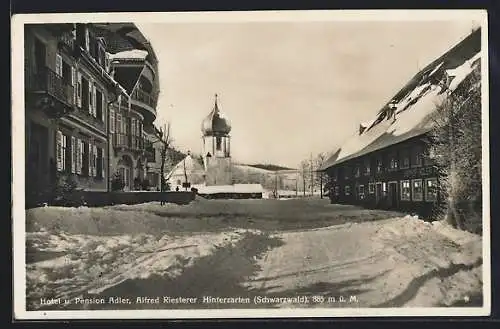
25 198 483 310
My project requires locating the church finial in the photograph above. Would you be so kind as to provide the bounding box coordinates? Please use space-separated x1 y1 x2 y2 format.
214 93 219 110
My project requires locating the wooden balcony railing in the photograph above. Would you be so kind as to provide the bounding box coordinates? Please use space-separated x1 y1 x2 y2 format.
27 66 75 108
131 88 157 109
113 133 144 151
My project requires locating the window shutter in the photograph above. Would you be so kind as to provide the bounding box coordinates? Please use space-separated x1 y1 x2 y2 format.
88 142 93 177
100 148 105 179
55 53 63 77
71 66 77 105
56 131 63 171
92 84 97 117
62 135 67 171
93 144 98 177
77 72 82 108
88 79 93 114
77 139 83 174
101 93 106 122
110 108 115 133
71 136 76 173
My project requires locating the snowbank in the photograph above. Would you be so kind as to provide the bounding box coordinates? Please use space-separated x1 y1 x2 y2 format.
247 215 483 308
26 228 257 310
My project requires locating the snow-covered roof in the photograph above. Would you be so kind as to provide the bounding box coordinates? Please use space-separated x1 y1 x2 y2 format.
319 28 481 171
108 49 149 61
166 154 205 179
195 184 265 194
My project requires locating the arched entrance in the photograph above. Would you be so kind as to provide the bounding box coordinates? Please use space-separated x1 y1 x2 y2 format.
117 155 134 191
135 157 145 190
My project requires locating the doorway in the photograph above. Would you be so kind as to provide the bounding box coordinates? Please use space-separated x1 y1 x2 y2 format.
375 182 382 206
388 181 398 209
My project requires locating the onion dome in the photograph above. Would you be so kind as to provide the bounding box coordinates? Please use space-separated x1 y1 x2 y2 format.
201 94 231 136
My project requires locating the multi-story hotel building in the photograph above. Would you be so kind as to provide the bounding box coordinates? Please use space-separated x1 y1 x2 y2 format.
24 23 163 205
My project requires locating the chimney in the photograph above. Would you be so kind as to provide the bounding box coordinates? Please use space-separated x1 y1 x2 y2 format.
359 124 366 135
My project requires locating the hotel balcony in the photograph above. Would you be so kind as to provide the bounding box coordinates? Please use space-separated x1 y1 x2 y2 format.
25 66 75 118
113 133 145 154
131 88 157 125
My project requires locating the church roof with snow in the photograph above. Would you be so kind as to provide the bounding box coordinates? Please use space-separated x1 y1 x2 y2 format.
319 28 481 171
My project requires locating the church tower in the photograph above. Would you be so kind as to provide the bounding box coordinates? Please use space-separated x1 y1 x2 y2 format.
201 94 232 185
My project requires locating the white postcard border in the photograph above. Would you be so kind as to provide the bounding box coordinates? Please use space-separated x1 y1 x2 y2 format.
12 9 491 320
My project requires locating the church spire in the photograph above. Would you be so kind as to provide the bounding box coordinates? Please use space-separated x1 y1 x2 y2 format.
214 93 219 111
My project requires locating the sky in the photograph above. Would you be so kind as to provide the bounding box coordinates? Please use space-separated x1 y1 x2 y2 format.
136 19 479 168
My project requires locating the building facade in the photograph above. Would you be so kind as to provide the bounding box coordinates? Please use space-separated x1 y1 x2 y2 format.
25 24 122 203
320 28 481 218
105 27 161 191
25 23 163 205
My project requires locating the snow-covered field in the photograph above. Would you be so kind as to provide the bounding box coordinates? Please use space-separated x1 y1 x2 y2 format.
25 198 483 310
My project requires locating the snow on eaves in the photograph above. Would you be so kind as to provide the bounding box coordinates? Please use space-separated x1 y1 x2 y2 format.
108 49 149 61
319 36 481 172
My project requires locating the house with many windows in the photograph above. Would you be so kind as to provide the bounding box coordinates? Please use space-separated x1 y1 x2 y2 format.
25 23 122 202
319 28 481 218
25 23 163 205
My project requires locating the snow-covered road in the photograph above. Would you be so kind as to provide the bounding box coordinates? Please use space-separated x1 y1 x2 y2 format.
25 199 483 310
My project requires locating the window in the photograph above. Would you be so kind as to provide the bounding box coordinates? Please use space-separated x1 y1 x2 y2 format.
401 180 411 201
389 154 398 171
82 141 89 176
96 89 103 121
400 150 410 169
359 185 365 200
96 147 104 179
369 183 375 194
62 60 71 85
81 77 89 110
344 185 351 196
334 186 340 196
364 159 371 176
412 179 423 201
425 178 438 202
344 166 350 179
354 166 360 178
382 182 387 196
411 146 424 167
177 179 181 185
376 158 383 173
216 136 222 150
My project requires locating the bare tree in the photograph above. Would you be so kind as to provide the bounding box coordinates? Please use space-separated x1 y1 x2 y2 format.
315 152 327 199
300 160 310 196
151 122 173 205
